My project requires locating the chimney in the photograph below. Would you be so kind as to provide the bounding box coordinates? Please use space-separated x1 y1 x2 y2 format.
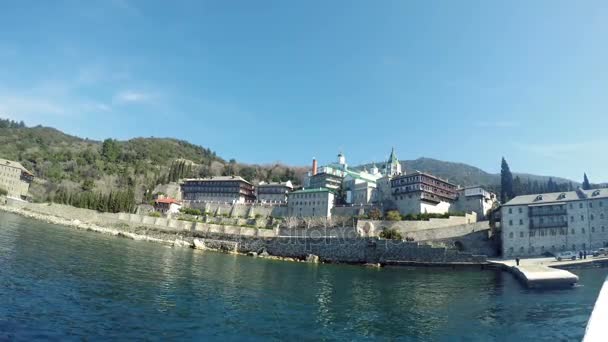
312 158 318 176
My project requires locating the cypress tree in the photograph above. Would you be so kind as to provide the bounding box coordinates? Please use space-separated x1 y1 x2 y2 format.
500 157 515 203
583 173 591 190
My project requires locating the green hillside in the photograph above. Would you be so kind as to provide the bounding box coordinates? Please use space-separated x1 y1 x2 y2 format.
0 118 305 202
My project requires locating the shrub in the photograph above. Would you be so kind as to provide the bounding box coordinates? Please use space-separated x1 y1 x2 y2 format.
385 210 402 221
0 187 8 196
368 207 383 220
148 211 161 217
179 208 202 216
379 228 403 240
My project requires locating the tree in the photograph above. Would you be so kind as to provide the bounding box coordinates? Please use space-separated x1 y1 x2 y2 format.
101 139 121 162
500 157 514 203
583 173 591 190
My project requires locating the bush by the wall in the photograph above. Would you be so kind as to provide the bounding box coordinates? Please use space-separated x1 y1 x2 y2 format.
379 228 403 240
385 210 402 221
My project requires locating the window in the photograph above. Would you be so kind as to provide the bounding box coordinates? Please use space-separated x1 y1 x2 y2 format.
520 232 524 238
601 213 605 220
582 228 586 234
603 226 605 232
591 214 595 221
592 227 596 233
590 202 594 208
580 203 583 209
571 216 574 222
509 220 513 226
581 215 585 221
571 229 575 235
508 208 512 214
569 203 573 209
572 244 576 251
519 219 523 225
520 246 524 253
529 231 535 237
518 207 523 214
509 232 514 238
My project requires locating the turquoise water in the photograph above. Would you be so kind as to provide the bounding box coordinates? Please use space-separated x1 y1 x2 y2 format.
0 212 606 341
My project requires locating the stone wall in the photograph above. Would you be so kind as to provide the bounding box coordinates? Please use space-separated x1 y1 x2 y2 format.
193 233 486 264
331 205 369 218
357 214 478 236
185 201 288 219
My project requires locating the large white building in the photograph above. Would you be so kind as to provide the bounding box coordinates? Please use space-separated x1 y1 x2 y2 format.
287 188 335 218
180 176 256 204
390 171 459 215
501 189 608 258
0 158 34 200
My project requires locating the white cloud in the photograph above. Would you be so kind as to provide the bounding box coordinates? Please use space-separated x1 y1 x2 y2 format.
113 90 152 104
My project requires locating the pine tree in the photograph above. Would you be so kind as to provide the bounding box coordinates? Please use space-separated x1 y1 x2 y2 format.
500 157 514 203
583 173 591 190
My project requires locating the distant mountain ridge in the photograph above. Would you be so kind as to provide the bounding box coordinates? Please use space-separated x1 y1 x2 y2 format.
359 157 579 189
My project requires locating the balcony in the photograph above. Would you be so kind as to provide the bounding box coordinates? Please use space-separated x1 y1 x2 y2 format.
529 207 567 217
529 220 568 229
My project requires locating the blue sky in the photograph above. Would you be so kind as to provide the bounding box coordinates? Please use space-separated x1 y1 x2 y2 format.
1 0 607 182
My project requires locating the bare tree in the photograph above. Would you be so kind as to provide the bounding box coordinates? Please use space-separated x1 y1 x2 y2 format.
284 216 300 229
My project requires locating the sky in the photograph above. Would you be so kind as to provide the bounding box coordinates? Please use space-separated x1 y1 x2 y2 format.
1 0 607 182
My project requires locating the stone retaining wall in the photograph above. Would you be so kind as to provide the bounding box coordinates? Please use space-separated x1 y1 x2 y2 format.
5 202 488 264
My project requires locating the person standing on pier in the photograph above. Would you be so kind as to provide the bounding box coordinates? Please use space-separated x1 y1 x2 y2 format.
515 257 520 266
579 251 583 260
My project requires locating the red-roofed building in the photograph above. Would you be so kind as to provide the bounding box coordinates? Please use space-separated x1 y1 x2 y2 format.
154 197 182 215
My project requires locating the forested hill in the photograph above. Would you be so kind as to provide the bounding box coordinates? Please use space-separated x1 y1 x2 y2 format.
0 118 306 202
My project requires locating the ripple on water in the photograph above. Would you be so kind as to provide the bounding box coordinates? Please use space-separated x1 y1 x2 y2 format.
0 211 606 340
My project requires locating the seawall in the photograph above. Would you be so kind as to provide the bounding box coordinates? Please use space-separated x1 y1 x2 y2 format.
0 201 489 266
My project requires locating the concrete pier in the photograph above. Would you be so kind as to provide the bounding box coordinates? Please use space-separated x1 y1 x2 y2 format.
489 260 579 288
510 264 578 288
584 276 608 341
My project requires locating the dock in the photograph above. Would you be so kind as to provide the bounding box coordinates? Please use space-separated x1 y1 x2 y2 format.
489 259 579 288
